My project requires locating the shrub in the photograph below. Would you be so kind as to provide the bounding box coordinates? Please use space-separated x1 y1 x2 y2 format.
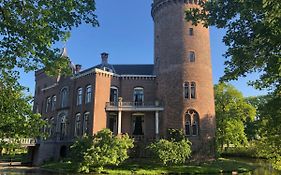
70 129 134 173
148 129 192 165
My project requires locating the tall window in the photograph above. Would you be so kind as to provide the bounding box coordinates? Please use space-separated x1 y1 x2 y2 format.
51 95 56 111
46 97 51 112
61 88 68 108
83 112 89 135
110 86 118 103
134 87 144 105
183 82 189 99
185 109 199 136
189 51 195 62
60 113 67 140
133 115 144 135
77 88 83 106
75 113 81 137
191 82 196 99
183 82 196 99
85 85 92 104
49 117 55 137
189 28 194 36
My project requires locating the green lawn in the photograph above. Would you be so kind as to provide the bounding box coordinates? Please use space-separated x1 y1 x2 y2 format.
41 158 256 174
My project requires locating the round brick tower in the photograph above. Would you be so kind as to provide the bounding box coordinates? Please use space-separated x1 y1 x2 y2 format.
152 0 216 155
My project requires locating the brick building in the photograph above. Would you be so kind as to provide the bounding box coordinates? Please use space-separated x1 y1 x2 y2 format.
32 0 216 164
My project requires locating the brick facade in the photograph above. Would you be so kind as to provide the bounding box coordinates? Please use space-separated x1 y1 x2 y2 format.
32 0 215 164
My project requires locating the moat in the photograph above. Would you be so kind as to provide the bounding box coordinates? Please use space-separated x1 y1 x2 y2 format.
0 158 280 175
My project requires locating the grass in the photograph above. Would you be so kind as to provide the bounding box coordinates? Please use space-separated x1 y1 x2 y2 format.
41 158 256 174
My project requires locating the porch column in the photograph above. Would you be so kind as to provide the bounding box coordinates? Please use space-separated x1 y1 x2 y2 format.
155 111 159 138
117 110 122 134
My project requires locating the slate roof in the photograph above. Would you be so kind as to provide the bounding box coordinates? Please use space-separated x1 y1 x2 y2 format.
112 64 154 75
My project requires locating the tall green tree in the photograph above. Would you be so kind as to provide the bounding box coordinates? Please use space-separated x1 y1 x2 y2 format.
185 0 281 93
215 83 256 152
0 1 98 140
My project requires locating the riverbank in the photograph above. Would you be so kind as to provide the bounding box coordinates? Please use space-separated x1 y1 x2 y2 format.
41 158 256 174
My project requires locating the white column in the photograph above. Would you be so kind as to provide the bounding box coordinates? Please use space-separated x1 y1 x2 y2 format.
117 110 122 134
155 111 159 135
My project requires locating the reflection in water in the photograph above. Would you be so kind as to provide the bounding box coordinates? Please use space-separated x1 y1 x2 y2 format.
0 158 280 175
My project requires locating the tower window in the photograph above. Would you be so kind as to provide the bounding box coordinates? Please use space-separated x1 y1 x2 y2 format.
189 51 195 62
185 109 199 136
189 28 194 36
183 82 189 99
191 82 196 99
183 82 196 99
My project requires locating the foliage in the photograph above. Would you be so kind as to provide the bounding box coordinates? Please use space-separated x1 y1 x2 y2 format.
0 73 47 141
0 0 98 148
70 129 134 173
148 130 191 166
0 0 98 76
214 83 256 152
185 0 281 93
167 128 186 142
42 158 255 174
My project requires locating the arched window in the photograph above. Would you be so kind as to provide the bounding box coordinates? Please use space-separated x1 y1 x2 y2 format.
183 82 189 99
189 51 195 62
77 88 83 106
132 114 144 135
75 113 81 137
185 109 199 136
191 82 196 99
110 86 118 103
51 95 56 111
60 113 67 140
85 85 92 104
185 114 191 136
61 88 68 108
134 87 144 105
83 112 89 135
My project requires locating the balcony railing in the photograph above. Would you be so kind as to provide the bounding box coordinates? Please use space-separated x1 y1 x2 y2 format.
105 101 164 111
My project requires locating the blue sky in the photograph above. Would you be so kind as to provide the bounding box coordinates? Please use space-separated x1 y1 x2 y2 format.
20 0 268 97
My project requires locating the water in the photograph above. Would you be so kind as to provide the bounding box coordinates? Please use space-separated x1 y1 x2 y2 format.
0 158 280 175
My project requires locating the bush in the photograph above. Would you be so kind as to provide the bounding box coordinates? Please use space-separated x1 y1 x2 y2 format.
148 129 192 165
70 129 134 173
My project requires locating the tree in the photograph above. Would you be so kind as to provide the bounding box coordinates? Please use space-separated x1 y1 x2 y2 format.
0 0 98 142
214 83 256 152
70 129 134 173
185 0 281 93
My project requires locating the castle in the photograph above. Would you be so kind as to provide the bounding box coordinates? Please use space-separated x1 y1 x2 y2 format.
32 0 216 164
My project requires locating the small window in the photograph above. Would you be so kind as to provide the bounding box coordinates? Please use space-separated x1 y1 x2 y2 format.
189 28 194 36
85 85 92 104
191 82 196 99
189 51 195 62
46 97 51 112
183 82 189 99
51 95 56 111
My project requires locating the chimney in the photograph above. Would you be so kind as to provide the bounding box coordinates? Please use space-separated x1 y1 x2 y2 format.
75 64 82 73
101 52 109 64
